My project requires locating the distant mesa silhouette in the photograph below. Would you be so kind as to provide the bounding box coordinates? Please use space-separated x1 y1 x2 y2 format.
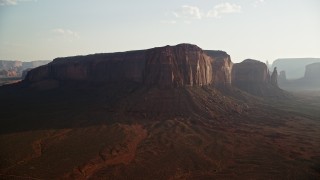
271 58 320 79
277 62 320 91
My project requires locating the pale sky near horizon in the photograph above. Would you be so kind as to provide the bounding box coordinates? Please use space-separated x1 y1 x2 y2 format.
0 0 319 63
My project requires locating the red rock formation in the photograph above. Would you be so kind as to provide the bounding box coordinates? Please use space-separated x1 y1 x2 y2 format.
205 50 233 86
25 44 285 96
27 51 146 84
232 59 269 84
27 65 51 82
231 59 284 96
144 44 213 88
25 44 233 88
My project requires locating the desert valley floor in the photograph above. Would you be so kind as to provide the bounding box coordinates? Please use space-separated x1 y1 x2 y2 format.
0 83 319 179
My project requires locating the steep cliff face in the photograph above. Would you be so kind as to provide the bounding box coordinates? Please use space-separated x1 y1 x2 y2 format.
304 62 320 81
27 51 147 83
232 59 269 85
301 62 320 88
205 50 233 86
232 59 283 96
144 44 213 88
26 65 51 82
26 44 235 89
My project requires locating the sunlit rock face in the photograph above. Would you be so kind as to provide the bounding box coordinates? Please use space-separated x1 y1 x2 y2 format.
205 50 233 86
144 44 213 88
25 44 235 89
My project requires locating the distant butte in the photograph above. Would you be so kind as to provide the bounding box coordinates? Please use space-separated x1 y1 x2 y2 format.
232 59 285 96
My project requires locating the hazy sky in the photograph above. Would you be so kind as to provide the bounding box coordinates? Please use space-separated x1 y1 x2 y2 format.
0 0 319 62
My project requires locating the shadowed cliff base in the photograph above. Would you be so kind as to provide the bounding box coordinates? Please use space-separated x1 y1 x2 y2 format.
0 80 248 135
1 79 320 179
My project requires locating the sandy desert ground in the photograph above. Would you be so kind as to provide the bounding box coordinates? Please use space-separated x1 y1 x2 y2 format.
0 85 319 179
